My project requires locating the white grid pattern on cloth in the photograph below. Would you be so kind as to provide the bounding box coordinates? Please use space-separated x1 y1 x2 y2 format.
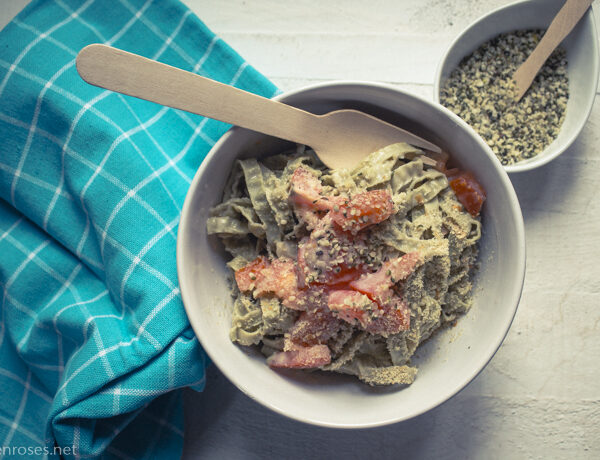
93 222 179 292
0 0 96 97
13 19 79 58
53 290 188 407
78 105 175 260
119 0 196 67
2 370 32 448
15 263 82 351
15 262 82 379
152 9 193 61
26 16 188 273
85 5 232 249
66 335 199 460
54 0 105 43
0 162 74 200
2 240 50 320
43 0 155 232
0 0 277 456
0 414 43 445
1 86 186 395
5 1 100 217
0 58 181 260
119 216 179 309
0 228 116 386
173 110 219 146
192 35 220 73
42 88 114 230
10 59 76 207
118 95 193 186
0 367 52 403
100 379 202 397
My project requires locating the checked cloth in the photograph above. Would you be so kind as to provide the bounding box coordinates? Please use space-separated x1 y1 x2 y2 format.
0 0 277 458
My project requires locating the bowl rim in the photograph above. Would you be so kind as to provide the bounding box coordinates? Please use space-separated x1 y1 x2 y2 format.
177 80 526 428
432 0 599 174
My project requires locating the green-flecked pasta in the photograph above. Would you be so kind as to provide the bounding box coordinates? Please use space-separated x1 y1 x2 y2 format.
207 143 483 386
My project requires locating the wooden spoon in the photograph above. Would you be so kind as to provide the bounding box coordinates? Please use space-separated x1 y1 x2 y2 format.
512 0 593 101
76 44 441 170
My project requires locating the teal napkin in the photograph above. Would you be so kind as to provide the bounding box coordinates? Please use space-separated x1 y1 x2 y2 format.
0 0 277 458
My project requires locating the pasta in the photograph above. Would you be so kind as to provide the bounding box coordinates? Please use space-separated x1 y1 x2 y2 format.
206 143 483 386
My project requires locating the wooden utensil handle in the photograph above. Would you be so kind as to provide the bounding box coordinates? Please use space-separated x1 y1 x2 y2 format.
513 0 593 100
532 0 592 61
76 44 316 145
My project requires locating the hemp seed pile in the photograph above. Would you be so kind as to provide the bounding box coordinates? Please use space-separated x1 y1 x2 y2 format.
440 30 569 166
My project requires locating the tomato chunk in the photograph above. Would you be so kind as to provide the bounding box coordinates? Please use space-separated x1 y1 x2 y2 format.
254 258 299 299
287 305 342 347
290 167 331 211
296 215 368 286
365 292 410 335
234 256 269 292
330 190 395 233
447 171 486 217
267 344 331 369
350 252 422 300
328 289 409 335
327 290 375 328
297 236 365 286
290 167 395 233
234 256 305 309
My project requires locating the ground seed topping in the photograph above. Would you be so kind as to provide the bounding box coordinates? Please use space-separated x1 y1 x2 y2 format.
440 29 568 165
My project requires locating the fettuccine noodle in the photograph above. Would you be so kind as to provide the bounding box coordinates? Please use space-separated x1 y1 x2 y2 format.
207 143 481 385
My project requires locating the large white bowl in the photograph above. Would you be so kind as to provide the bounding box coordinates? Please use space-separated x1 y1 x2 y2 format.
177 82 526 428
434 0 599 173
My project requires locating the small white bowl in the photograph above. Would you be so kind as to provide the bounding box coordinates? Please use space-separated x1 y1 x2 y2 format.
177 82 526 428
434 0 599 173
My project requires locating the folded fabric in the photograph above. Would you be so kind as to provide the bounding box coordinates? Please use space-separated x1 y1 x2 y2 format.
0 0 277 458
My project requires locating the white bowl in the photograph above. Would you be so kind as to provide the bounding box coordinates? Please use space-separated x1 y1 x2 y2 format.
177 82 526 428
433 0 599 173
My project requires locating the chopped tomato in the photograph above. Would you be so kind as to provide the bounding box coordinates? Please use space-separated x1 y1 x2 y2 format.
297 236 363 286
290 167 331 210
350 252 422 300
254 258 299 299
234 256 305 309
266 344 331 369
297 239 367 287
365 292 410 335
325 266 364 287
293 204 322 230
290 167 339 230
327 290 374 328
234 256 269 292
447 171 486 217
290 168 395 233
287 302 342 347
327 289 410 334
329 190 395 233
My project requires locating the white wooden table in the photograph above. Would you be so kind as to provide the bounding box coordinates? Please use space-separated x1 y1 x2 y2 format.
180 1 600 459
2 1 598 458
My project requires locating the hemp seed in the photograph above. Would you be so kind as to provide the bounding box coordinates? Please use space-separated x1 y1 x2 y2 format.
440 30 569 165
